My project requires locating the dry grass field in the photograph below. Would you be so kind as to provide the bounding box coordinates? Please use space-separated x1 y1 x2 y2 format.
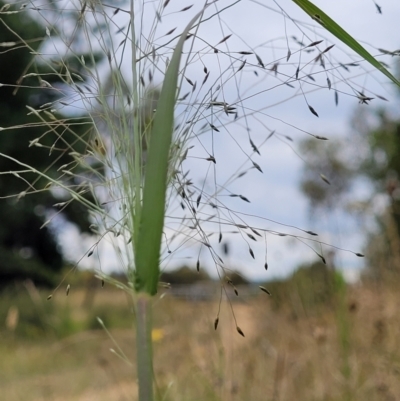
1 276 400 401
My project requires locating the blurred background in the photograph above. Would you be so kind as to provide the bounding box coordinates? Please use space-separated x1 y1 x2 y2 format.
1 1 400 400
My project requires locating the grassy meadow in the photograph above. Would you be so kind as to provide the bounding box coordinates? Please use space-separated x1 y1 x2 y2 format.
1 270 400 401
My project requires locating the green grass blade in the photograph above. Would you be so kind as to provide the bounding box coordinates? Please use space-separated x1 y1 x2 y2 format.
292 0 400 87
134 10 205 295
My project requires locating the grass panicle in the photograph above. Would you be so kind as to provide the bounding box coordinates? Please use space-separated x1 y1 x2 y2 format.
1 0 399 400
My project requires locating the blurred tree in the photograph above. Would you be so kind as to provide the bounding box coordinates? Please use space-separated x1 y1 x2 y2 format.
160 266 211 285
265 259 344 316
299 91 400 279
0 3 101 287
299 138 355 212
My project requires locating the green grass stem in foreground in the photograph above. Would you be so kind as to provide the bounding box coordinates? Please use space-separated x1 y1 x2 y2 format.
0 1 399 400
133 10 205 399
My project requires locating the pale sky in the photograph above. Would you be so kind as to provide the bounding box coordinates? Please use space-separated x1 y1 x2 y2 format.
54 0 400 282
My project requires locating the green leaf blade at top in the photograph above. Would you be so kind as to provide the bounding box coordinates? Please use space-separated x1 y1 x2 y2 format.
292 0 400 87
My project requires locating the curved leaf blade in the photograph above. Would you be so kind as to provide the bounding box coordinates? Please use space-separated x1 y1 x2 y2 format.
135 10 204 295
292 0 400 87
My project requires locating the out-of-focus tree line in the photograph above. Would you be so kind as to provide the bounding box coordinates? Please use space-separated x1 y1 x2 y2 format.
0 2 101 287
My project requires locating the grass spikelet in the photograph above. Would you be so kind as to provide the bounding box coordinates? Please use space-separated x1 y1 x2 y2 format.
165 27 177 36
355 253 365 257
202 72 210 86
251 228 262 237
66 284 70 296
216 34 232 45
180 5 193 12
250 139 260 155
252 162 263 173
236 326 245 337
249 248 255 259
247 233 257 241
196 260 200 272
323 44 335 53
238 60 246 72
264 262 268 270
317 253 327 264
320 174 331 185
308 105 319 117
185 77 194 86
210 124 219 132
214 318 219 330
307 40 323 48
47 295 52 301
255 54 264 68
259 286 271 295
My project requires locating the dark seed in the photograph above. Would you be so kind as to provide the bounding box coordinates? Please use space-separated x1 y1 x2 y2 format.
308 105 319 117
259 286 271 295
249 248 255 259
236 326 245 337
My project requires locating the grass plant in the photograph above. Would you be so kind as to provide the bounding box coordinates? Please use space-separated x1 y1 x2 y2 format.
1 0 399 400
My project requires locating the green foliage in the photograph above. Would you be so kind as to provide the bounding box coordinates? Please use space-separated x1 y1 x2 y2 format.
0 2 99 287
160 265 210 285
299 138 354 211
266 260 345 316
